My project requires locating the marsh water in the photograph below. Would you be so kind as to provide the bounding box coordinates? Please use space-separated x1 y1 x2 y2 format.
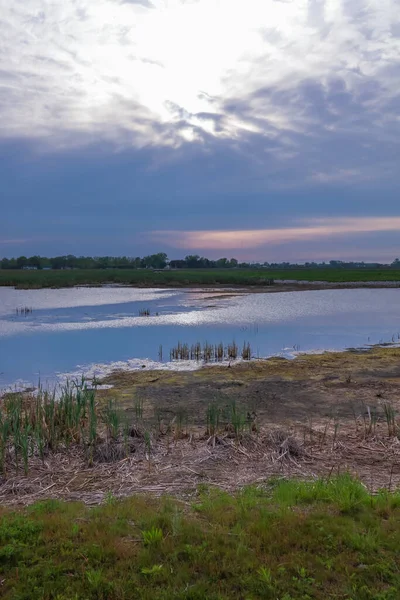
0 286 399 390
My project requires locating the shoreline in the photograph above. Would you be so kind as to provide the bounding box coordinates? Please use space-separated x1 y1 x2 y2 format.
181 280 400 295
2 279 400 293
96 341 399 386
2 339 398 397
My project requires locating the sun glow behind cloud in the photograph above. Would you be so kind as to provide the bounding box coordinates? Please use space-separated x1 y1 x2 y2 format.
0 0 399 150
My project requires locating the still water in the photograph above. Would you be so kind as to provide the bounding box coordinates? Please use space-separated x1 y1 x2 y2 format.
0 286 399 389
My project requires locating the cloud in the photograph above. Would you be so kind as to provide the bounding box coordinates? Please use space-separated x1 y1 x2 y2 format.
0 0 398 158
0 238 34 245
0 0 400 263
120 0 153 6
151 217 400 250
309 169 366 183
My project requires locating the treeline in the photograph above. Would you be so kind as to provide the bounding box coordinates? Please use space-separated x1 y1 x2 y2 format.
0 253 169 270
0 254 253 270
1 254 400 270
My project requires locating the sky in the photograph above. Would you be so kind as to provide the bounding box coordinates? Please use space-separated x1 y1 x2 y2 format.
1 0 400 262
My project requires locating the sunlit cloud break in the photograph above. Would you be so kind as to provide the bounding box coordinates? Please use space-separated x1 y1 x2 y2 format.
0 0 399 151
151 217 400 250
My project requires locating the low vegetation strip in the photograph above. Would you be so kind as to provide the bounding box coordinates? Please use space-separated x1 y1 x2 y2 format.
1 475 400 599
0 268 274 288
1 267 400 288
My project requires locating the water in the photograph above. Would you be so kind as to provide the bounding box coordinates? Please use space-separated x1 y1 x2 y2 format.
0 286 399 390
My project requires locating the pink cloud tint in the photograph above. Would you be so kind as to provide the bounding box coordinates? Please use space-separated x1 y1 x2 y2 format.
151 217 400 250
0 239 32 245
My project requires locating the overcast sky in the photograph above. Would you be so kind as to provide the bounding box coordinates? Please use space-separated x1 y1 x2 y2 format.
1 0 399 261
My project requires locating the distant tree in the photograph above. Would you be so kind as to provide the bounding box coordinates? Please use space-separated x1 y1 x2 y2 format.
153 253 168 269
0 258 12 269
142 253 168 269
4 253 393 272
64 255 78 268
50 256 67 269
27 255 43 269
117 256 132 268
169 259 187 269
185 255 201 268
96 256 111 269
16 256 28 269
329 260 345 268
215 258 228 268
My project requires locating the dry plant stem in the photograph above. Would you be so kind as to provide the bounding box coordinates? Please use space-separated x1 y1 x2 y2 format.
1 419 400 506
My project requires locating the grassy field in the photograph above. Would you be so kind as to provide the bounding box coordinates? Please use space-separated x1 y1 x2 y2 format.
1 476 400 599
0 267 400 288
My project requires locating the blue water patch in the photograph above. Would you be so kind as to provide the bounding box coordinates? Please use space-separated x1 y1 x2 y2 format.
1 287 400 389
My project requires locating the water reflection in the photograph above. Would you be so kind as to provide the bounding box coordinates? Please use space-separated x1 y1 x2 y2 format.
0 287 399 389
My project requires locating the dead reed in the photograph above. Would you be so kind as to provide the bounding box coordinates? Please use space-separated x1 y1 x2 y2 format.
169 340 251 362
2 387 400 505
16 306 33 315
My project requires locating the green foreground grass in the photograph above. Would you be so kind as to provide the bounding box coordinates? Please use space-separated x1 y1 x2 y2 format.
1 475 400 599
1 267 400 289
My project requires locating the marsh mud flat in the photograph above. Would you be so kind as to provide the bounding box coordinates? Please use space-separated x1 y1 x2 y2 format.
184 280 400 296
2 346 400 506
81 280 400 294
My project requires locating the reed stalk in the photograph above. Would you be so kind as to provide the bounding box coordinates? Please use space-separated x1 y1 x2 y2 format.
383 403 397 437
206 403 220 437
170 340 252 363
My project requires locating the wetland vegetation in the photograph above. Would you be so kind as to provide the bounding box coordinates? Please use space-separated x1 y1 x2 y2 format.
169 340 252 361
1 347 400 598
0 267 275 289
2 346 400 500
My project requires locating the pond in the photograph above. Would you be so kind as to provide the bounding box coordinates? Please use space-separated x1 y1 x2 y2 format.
1 286 400 390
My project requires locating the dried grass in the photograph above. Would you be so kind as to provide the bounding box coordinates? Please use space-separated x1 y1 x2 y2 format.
267 429 304 458
1 422 400 506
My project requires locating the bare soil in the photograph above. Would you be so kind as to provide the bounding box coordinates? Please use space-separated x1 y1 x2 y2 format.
101 346 400 425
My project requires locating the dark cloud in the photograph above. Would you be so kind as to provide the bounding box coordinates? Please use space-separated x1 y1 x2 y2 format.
217 70 400 188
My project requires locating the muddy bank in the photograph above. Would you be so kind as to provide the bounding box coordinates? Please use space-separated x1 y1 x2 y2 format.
96 345 400 492
182 280 400 297
100 346 400 425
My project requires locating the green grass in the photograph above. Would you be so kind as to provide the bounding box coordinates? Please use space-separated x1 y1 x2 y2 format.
1 267 400 289
1 475 400 599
